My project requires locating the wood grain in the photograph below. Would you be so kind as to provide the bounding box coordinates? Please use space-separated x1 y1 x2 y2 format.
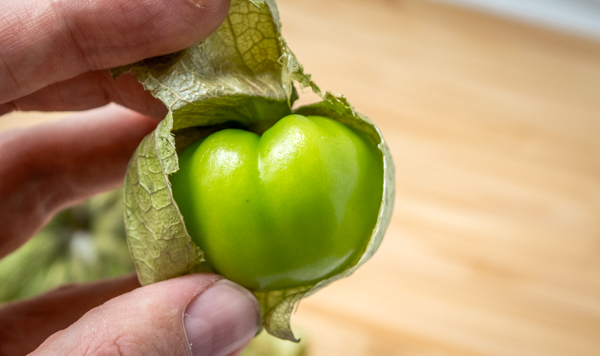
275 0 600 355
1 0 599 355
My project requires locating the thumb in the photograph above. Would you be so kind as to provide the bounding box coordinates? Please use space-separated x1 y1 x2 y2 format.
31 274 260 356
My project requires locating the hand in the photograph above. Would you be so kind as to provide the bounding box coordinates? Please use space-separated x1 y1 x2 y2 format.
0 0 260 355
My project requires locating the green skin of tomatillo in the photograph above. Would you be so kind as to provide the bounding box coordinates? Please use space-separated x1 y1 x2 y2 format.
170 114 383 292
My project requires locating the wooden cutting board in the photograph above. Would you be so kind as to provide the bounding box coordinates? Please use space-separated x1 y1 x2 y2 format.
2 0 599 355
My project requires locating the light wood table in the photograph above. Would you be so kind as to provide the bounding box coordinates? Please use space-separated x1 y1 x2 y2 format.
2 0 599 355
277 0 600 355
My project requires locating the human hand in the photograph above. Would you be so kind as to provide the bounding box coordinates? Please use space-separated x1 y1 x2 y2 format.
0 0 260 355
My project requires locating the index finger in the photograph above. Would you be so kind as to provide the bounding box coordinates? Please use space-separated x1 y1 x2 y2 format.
0 0 230 103
0 104 157 258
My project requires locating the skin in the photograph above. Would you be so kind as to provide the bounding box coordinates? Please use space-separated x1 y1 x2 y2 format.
171 114 384 291
0 0 262 355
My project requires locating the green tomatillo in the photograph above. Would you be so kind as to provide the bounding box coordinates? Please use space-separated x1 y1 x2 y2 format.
170 114 383 292
115 0 394 339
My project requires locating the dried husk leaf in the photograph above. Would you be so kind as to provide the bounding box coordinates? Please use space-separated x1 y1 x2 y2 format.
114 0 394 341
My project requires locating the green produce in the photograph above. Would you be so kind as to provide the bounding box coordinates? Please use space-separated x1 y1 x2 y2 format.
170 114 383 291
241 329 307 356
0 190 134 303
114 0 394 341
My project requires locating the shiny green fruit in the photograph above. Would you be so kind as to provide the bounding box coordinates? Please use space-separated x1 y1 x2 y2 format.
170 114 383 291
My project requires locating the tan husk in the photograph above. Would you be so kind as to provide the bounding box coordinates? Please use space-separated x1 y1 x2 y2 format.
113 0 394 341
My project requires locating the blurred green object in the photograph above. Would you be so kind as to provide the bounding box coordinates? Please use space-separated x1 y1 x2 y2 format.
241 330 307 356
0 189 309 356
0 189 135 302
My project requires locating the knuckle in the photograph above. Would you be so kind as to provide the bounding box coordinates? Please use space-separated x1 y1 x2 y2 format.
79 328 133 356
77 308 173 356
84 337 126 356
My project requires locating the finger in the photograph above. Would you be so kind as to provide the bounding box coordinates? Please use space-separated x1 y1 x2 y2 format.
0 274 140 356
0 0 230 103
0 104 158 258
0 71 168 119
30 274 260 356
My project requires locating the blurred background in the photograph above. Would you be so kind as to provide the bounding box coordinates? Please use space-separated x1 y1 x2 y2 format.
1 0 599 355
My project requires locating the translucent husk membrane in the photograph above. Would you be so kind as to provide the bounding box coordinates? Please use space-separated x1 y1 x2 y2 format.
112 0 394 341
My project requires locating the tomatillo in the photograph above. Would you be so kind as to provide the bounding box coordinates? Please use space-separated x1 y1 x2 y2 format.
170 114 383 291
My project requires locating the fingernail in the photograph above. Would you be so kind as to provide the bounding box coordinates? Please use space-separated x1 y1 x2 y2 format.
184 279 260 356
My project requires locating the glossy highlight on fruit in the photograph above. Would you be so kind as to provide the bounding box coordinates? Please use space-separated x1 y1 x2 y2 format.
170 114 383 291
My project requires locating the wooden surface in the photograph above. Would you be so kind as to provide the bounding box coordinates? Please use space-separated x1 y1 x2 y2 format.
2 0 600 355
278 0 600 355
